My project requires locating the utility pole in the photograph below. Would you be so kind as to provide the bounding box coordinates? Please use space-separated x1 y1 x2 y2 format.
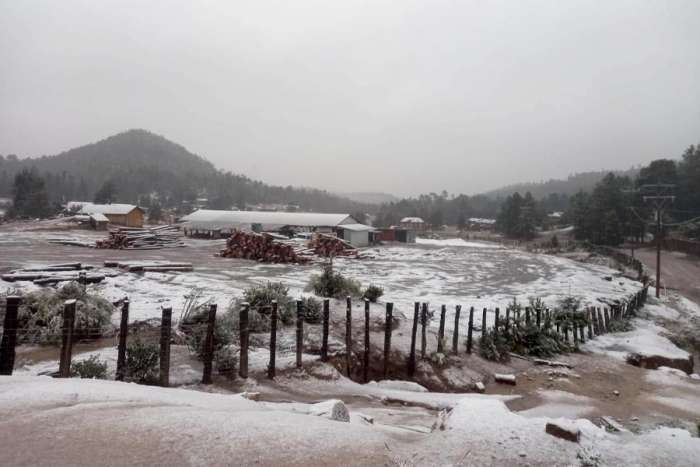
640 185 674 299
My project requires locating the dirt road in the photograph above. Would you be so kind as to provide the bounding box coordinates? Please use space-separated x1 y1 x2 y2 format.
630 247 700 304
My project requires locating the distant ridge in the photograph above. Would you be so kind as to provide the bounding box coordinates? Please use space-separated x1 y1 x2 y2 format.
481 167 641 199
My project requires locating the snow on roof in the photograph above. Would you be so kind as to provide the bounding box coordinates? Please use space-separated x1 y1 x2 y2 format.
337 223 374 232
88 213 109 222
400 217 425 223
468 218 496 224
180 210 357 230
80 204 141 215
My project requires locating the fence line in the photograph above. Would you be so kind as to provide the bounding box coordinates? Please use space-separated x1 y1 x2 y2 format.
0 284 649 385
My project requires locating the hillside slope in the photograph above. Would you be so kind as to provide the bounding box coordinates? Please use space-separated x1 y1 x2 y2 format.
0 130 376 213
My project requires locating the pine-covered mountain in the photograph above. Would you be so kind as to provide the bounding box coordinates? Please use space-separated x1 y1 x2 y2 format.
481 167 641 200
335 191 400 204
0 129 377 214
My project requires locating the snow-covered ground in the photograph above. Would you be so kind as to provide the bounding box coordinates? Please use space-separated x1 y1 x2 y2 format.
1 235 643 334
2 374 699 466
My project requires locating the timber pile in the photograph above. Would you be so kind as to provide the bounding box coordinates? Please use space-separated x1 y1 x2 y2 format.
95 225 184 250
219 230 312 264
308 233 357 258
1 262 111 285
104 261 194 273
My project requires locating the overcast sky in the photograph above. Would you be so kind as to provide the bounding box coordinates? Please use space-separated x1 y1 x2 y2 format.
1 1 699 197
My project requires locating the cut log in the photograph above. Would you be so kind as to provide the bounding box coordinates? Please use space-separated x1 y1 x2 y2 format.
534 359 573 369
494 374 517 385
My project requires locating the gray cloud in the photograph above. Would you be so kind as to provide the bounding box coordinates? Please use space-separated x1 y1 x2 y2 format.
1 0 699 197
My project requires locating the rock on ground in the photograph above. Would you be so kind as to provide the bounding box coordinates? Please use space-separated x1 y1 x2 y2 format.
308 399 350 422
545 420 581 443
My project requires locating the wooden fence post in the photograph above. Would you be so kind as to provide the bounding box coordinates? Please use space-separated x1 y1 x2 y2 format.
421 303 428 359
452 305 461 354
438 304 446 341
269 301 277 379
494 308 500 339
525 306 531 325
481 308 487 336
604 307 610 332
597 308 605 335
159 306 172 387
239 303 249 378
536 308 541 328
0 296 21 376
201 303 217 385
579 322 585 343
408 302 419 377
587 308 594 340
466 307 475 354
505 308 511 332
383 302 393 380
573 321 579 344
321 299 330 362
364 299 370 383
58 299 77 378
296 299 304 370
345 296 352 377
115 299 130 381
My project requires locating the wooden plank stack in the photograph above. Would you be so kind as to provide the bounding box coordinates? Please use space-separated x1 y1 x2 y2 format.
95 225 184 250
1 263 110 285
104 261 194 273
308 233 358 258
219 230 312 264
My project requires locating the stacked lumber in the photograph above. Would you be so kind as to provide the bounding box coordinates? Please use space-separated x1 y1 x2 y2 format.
1 263 110 285
219 230 311 264
308 233 358 258
105 260 194 273
94 225 184 250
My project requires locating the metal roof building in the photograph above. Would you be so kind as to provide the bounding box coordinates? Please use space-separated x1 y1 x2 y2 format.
79 204 145 227
179 210 358 232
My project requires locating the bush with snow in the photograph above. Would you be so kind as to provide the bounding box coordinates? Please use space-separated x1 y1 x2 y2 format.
125 337 160 384
70 355 108 379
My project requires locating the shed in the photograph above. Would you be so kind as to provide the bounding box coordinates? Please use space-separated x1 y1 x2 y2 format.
88 213 109 231
399 217 426 231
336 223 374 248
179 210 359 236
80 204 145 227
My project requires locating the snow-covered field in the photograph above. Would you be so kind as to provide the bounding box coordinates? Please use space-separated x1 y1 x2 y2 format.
1 234 643 334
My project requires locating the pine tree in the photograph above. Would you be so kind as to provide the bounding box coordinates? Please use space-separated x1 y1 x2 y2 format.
10 168 50 219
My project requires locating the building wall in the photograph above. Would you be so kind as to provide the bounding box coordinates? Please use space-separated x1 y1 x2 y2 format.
347 230 369 248
399 221 425 231
105 209 144 227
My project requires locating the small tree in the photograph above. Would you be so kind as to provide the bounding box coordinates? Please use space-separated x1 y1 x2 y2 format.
148 202 163 222
457 214 466 233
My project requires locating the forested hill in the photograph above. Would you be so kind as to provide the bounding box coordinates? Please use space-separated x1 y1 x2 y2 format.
482 167 641 199
0 129 377 214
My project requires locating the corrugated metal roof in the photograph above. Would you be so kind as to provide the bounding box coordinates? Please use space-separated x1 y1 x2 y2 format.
400 217 425 223
80 204 141 215
179 210 357 230
337 223 374 232
88 213 109 222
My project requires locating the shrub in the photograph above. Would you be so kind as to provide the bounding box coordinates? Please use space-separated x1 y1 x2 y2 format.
224 282 297 333
187 321 235 358
431 336 451 366
1 282 115 345
362 284 384 303
608 318 634 333
305 259 361 299
70 355 108 379
214 347 238 376
478 330 509 361
125 337 160 384
300 296 323 324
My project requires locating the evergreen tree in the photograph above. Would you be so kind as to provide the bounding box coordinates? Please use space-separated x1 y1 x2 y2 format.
10 168 50 218
94 181 117 204
76 177 89 201
148 202 163 222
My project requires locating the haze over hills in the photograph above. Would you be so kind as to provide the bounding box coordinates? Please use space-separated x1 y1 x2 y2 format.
481 167 641 200
0 130 377 214
335 192 400 205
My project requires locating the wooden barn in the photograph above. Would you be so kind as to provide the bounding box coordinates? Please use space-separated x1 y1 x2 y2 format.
80 204 145 228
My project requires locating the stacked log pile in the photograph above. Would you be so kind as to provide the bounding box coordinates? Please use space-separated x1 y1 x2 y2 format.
95 225 184 250
308 233 358 258
1 262 111 285
219 230 312 264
